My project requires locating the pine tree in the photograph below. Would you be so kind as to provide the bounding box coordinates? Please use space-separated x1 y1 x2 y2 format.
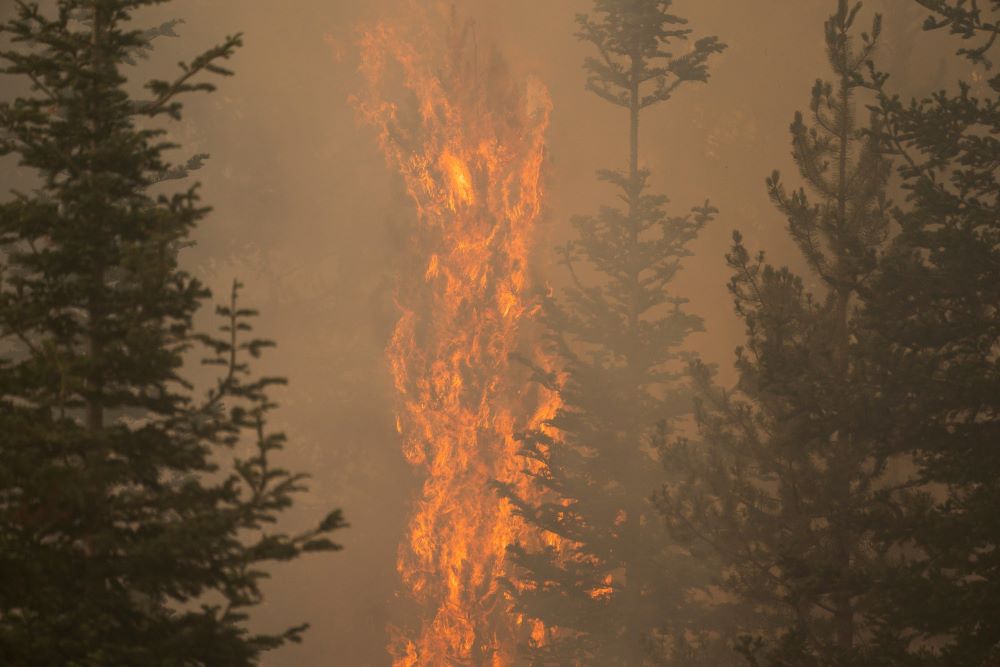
657 3 911 665
0 2 344 664
496 1 727 664
861 2 1000 663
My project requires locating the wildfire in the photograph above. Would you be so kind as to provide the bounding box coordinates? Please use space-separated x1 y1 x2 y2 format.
355 6 556 665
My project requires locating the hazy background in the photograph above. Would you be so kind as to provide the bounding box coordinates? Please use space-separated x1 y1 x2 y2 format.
0 1 961 664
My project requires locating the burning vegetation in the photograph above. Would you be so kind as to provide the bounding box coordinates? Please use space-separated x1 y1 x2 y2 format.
355 6 558 664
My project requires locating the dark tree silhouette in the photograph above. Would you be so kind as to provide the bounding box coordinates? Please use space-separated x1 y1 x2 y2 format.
861 1 1000 663
497 1 728 664
0 2 344 664
657 3 916 665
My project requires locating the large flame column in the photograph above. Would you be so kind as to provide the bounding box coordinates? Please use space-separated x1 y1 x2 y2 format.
356 10 552 666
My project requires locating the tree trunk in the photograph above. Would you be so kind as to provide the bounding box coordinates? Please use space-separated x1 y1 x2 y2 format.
86 3 105 434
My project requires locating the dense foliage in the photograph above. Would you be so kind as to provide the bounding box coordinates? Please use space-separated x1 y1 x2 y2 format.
0 2 343 664
862 0 1000 663
496 1 731 664
657 4 908 664
658 2 1000 666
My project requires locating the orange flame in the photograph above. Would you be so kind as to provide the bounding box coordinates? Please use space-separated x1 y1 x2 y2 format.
355 6 557 665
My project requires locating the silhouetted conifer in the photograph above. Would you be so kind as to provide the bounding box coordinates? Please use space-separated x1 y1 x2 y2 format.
496 1 729 664
0 2 344 664
861 1 1000 663
657 3 912 665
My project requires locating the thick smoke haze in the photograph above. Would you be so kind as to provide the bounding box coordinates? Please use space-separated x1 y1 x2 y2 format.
0 1 966 665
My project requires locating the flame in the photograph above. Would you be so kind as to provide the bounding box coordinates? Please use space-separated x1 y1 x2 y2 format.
588 573 615 601
355 6 558 665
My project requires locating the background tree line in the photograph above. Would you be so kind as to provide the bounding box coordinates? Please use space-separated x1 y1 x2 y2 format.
504 1 1000 666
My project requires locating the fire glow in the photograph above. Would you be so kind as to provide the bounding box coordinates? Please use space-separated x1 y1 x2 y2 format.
356 7 557 665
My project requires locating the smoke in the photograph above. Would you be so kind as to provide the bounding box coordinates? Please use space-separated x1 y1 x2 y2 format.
0 1 957 665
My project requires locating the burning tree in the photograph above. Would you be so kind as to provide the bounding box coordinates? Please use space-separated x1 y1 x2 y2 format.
355 6 557 665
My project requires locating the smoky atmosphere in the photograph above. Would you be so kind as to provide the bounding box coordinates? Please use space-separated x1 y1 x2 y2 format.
1 0 997 666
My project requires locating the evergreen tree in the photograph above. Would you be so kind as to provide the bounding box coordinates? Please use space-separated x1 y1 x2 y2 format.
0 2 344 664
657 3 909 664
496 1 727 664
862 2 1000 663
